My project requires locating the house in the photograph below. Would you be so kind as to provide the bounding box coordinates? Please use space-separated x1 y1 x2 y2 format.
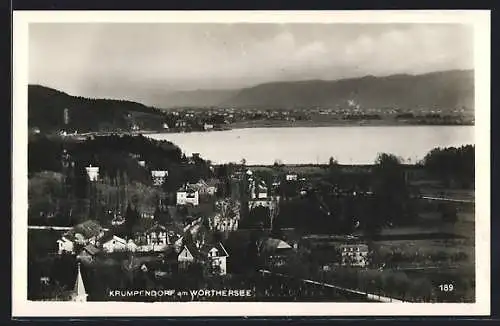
138 160 146 167
204 242 229 275
176 185 199 206
191 179 219 196
57 237 74 255
139 206 156 219
204 179 219 195
85 165 99 181
248 196 279 212
339 243 369 267
210 213 239 232
175 120 187 128
162 123 170 130
258 237 294 268
177 241 230 276
77 244 100 263
256 180 268 199
101 234 128 253
177 243 196 267
111 213 125 226
210 199 241 232
151 170 168 186
249 178 268 199
126 239 138 252
57 220 106 255
286 173 298 181
203 123 214 131
133 222 183 253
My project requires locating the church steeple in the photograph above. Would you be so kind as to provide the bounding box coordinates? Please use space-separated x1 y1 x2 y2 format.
72 262 88 302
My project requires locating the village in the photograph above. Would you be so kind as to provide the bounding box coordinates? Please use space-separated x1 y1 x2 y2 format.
27 132 475 303
28 139 381 302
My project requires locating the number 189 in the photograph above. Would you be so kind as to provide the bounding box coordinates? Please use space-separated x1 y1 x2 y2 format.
439 284 454 292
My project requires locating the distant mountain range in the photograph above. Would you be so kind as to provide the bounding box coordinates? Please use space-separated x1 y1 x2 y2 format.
155 69 474 110
28 69 474 132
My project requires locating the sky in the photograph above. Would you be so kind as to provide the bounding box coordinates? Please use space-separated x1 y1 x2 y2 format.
29 23 473 104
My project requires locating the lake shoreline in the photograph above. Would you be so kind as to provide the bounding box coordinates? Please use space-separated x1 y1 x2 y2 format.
227 119 474 129
49 121 473 139
147 120 474 135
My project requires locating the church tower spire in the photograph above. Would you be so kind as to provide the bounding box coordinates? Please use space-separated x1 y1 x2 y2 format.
72 262 88 302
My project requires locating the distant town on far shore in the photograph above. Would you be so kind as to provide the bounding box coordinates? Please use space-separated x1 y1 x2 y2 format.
28 69 474 137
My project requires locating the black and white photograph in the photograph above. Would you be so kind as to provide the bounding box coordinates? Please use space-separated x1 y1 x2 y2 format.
12 10 490 317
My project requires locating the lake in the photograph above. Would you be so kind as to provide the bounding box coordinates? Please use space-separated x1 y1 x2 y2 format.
146 126 474 165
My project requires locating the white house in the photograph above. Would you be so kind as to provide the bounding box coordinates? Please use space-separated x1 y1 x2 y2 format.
177 244 196 268
205 243 229 276
249 179 268 199
85 165 99 181
176 187 199 206
210 199 240 232
57 237 75 255
151 170 168 186
127 239 138 252
57 220 105 255
177 242 229 276
257 183 268 199
102 235 128 253
248 199 273 210
340 243 369 267
286 173 298 181
175 120 187 128
203 123 214 131
134 224 182 253
210 213 239 232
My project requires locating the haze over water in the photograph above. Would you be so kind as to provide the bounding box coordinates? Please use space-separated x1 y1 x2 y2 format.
147 125 474 165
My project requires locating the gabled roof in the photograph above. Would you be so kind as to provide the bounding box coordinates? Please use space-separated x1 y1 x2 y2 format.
208 242 229 257
100 233 127 245
58 237 73 243
178 184 198 193
259 237 293 254
82 244 100 256
179 243 204 261
64 220 103 241
151 170 168 176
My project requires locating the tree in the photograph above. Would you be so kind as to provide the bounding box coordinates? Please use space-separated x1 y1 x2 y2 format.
372 153 409 226
273 159 284 169
125 203 140 236
423 145 474 188
328 156 338 166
